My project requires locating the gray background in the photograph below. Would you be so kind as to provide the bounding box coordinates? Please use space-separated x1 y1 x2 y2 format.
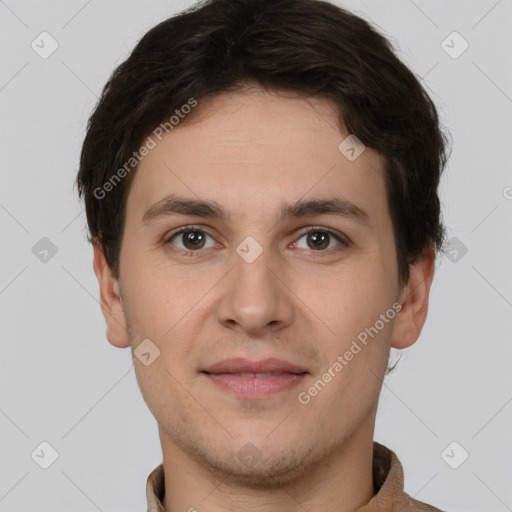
1 0 511 511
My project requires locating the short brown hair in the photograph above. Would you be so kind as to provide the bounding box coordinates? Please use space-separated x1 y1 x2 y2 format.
75 0 449 285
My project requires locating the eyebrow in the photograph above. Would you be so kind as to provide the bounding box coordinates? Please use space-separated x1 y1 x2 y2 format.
141 194 370 227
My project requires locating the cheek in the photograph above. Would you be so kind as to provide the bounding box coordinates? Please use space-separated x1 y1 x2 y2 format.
121 260 212 371
304 262 397 345
121 251 188 327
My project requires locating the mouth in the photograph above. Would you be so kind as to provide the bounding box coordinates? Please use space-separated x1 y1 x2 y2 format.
201 357 309 399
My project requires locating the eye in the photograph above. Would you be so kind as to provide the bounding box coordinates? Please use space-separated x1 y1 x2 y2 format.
164 226 217 253
164 225 348 256
293 227 347 252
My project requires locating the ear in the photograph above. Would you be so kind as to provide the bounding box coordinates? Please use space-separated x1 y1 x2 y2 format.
391 244 436 349
92 241 131 348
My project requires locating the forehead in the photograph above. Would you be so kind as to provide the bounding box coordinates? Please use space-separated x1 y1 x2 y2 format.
125 88 388 228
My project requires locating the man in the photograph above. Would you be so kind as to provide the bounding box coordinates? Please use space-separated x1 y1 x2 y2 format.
75 0 448 510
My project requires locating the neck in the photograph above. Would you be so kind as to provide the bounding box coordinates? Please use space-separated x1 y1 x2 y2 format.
160 420 376 512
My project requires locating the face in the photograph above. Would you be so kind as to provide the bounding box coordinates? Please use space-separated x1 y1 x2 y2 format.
94 86 433 487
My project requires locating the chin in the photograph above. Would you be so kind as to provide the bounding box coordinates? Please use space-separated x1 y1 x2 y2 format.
198 443 321 490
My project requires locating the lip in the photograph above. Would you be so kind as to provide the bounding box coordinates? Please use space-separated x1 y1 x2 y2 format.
201 357 309 399
203 357 308 374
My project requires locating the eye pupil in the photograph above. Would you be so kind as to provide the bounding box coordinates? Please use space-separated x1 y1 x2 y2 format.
184 231 205 250
307 231 329 250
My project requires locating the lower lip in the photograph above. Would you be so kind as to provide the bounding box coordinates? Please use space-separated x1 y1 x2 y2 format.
203 372 307 398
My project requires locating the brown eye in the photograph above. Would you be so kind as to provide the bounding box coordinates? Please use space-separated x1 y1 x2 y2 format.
166 228 215 252
306 231 329 250
295 228 347 252
181 230 206 250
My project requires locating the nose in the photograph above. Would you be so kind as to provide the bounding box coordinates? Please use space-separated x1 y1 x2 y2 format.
216 240 295 337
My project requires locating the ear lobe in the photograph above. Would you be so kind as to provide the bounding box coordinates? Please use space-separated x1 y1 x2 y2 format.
391 244 436 349
92 241 131 348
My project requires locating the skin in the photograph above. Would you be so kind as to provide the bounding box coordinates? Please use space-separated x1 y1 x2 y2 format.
93 85 435 512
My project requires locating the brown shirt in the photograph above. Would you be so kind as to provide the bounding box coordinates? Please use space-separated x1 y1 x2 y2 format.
146 441 444 511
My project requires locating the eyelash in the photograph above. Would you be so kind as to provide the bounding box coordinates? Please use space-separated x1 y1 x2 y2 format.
163 225 349 257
